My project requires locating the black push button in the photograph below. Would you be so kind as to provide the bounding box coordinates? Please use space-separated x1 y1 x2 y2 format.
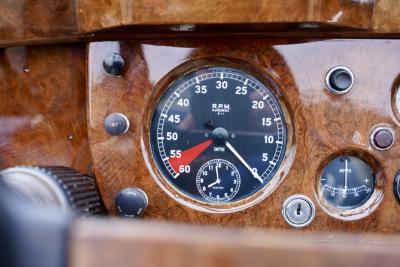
104 113 130 136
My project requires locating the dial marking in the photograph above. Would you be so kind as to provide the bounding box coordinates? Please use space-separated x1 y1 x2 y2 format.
168 139 213 173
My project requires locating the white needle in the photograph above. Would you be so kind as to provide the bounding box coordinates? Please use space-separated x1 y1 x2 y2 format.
344 159 348 190
216 164 220 182
208 165 221 188
208 180 219 188
225 141 263 183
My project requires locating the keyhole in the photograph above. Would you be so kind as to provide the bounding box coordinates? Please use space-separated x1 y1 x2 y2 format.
296 203 302 216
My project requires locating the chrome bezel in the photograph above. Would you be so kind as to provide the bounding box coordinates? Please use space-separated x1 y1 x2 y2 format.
325 66 354 95
370 126 395 151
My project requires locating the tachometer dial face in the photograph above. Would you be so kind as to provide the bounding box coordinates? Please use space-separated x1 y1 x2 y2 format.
196 159 241 203
319 156 375 209
149 66 288 207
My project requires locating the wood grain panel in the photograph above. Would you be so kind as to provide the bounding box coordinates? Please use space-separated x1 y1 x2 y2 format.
2 0 400 47
0 44 92 175
88 39 400 233
0 0 78 46
372 0 400 32
70 219 400 267
77 0 373 33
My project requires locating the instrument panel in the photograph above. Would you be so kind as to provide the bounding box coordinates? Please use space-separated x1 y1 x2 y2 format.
87 39 400 232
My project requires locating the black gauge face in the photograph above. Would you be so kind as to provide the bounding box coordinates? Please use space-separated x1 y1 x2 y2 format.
319 156 375 209
150 66 288 205
196 159 241 202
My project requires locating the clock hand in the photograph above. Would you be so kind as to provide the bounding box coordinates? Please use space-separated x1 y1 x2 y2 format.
216 164 220 182
208 165 221 188
208 180 220 188
344 158 348 191
225 141 263 184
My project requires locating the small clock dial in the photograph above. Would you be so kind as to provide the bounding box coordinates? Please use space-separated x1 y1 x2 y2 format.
196 159 241 203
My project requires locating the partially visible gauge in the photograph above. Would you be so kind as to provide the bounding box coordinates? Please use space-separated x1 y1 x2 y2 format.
394 171 400 204
319 155 375 209
396 86 400 115
196 159 241 203
147 64 289 212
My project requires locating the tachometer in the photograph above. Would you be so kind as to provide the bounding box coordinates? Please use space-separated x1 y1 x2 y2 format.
148 65 289 211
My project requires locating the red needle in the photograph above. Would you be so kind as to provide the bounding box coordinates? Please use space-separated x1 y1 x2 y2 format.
169 139 212 173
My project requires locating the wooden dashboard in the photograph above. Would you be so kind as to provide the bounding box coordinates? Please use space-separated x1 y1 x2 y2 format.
1 38 399 231
2 1 400 236
83 38 400 233
2 38 400 233
5 3 400 267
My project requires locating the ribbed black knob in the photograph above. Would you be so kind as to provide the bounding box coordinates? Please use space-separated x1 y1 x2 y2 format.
0 166 104 216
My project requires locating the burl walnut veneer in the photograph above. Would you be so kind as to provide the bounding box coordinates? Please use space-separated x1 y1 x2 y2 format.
87 39 400 233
